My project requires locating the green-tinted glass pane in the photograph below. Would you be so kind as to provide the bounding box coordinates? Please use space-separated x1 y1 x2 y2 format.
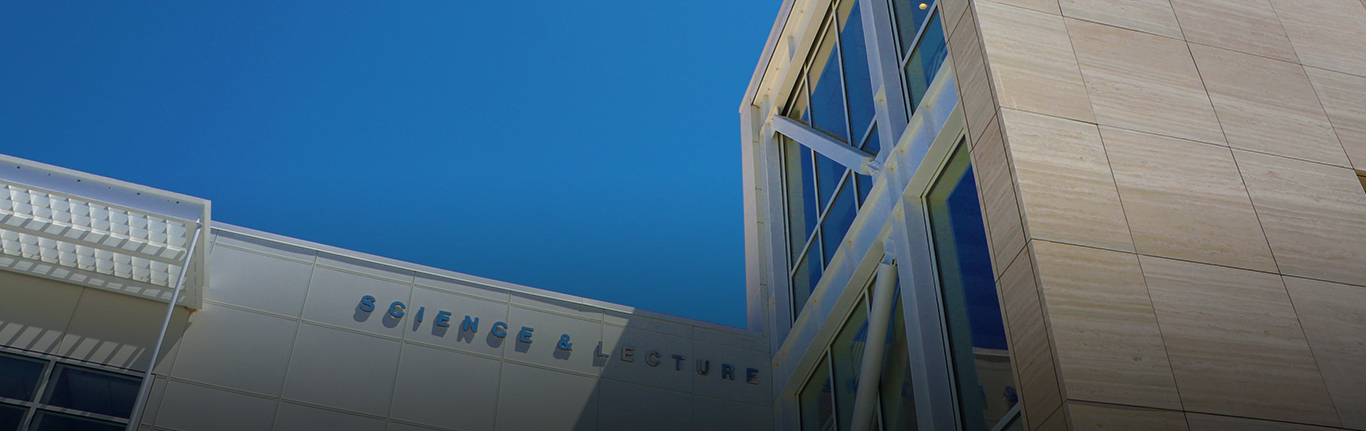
42 366 140 419
799 358 837 431
890 0 934 57
831 298 870 430
822 179 858 265
786 139 820 266
904 13 947 113
927 142 1016 430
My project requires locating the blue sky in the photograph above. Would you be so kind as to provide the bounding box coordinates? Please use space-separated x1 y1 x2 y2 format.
0 2 779 328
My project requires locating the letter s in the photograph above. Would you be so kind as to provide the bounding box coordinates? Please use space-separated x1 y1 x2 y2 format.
359 295 376 313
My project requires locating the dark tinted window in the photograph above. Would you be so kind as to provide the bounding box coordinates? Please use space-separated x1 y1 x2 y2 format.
904 14 948 112
891 0 934 57
27 412 122 431
0 404 25 431
799 358 836 431
0 354 45 401
839 1 876 138
42 366 139 419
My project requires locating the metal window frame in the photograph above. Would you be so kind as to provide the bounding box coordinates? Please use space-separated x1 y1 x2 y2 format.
0 348 143 430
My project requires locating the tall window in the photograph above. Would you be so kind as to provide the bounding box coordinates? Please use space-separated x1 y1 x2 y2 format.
0 351 142 431
927 143 1016 430
888 0 949 117
784 0 882 320
798 276 919 431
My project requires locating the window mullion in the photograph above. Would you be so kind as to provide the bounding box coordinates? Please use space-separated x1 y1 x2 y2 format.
18 358 58 430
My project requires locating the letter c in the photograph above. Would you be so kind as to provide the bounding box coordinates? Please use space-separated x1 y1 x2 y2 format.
492 322 508 338
388 301 406 318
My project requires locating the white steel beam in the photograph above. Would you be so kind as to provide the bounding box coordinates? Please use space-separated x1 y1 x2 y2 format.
772 116 880 176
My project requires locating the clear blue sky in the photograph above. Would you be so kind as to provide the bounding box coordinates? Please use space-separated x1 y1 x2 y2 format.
0 2 779 328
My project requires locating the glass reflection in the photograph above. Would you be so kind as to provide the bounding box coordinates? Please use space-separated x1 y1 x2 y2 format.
831 298 870 430
891 0 935 57
822 180 858 265
0 404 24 431
838 1 875 137
880 288 919 430
928 142 1015 430
817 153 844 210
42 366 140 419
809 24 851 143
27 411 122 431
800 358 837 431
786 139 821 264
904 14 948 113
0 353 45 401
792 236 825 318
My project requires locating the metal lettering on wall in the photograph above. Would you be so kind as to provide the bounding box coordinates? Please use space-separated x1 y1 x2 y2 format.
358 295 760 385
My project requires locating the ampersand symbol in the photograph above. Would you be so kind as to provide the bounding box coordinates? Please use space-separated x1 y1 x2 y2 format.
557 334 573 351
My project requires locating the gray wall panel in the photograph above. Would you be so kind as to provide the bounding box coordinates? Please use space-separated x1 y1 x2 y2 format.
282 323 402 417
58 288 189 372
390 343 502 431
387 423 442 431
302 267 413 339
596 379 693 431
404 286 509 359
156 380 279 431
0 271 81 355
272 401 386 431
692 395 775 431
205 245 314 317
506 305 604 376
689 341 772 406
599 324 695 393
415 274 510 303
495 362 599 431
170 303 299 396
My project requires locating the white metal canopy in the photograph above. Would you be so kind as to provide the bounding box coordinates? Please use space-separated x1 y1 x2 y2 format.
0 154 210 309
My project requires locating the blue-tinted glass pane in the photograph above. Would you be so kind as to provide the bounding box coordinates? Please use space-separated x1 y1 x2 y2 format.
792 253 813 319
0 404 24 431
929 145 1015 430
830 302 869 429
802 148 819 240
42 366 140 419
822 181 858 265
27 412 122 431
905 14 948 113
809 26 851 143
815 153 843 210
0 354 44 401
839 2 876 137
789 144 820 266
891 0 934 57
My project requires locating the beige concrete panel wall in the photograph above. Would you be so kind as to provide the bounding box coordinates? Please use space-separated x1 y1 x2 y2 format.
949 7 999 146
1066 19 1224 146
1030 241 1181 410
1101 127 1276 272
998 249 1063 431
1305 67 1366 170
1270 0 1366 77
999 109 1132 252
954 0 1366 429
1066 402 1189 431
1189 44 1350 168
976 1 1094 123
1141 257 1339 427
1057 0 1182 38
1237 151 1366 287
1169 0 1298 62
1284 277 1366 430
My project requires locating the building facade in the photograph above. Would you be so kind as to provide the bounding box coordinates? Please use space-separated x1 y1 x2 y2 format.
0 154 772 431
739 0 1366 430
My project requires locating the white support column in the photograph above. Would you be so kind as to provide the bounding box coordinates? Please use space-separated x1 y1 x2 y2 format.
849 252 900 431
772 116 880 175
125 223 202 431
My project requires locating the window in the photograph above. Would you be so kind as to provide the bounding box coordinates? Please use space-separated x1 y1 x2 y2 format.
888 0 949 117
782 0 883 321
0 351 142 431
798 275 919 431
926 143 1017 430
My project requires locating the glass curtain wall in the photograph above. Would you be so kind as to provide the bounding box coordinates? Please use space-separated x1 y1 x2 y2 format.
887 0 949 117
783 0 882 321
0 351 143 431
926 143 1017 430
798 275 919 431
